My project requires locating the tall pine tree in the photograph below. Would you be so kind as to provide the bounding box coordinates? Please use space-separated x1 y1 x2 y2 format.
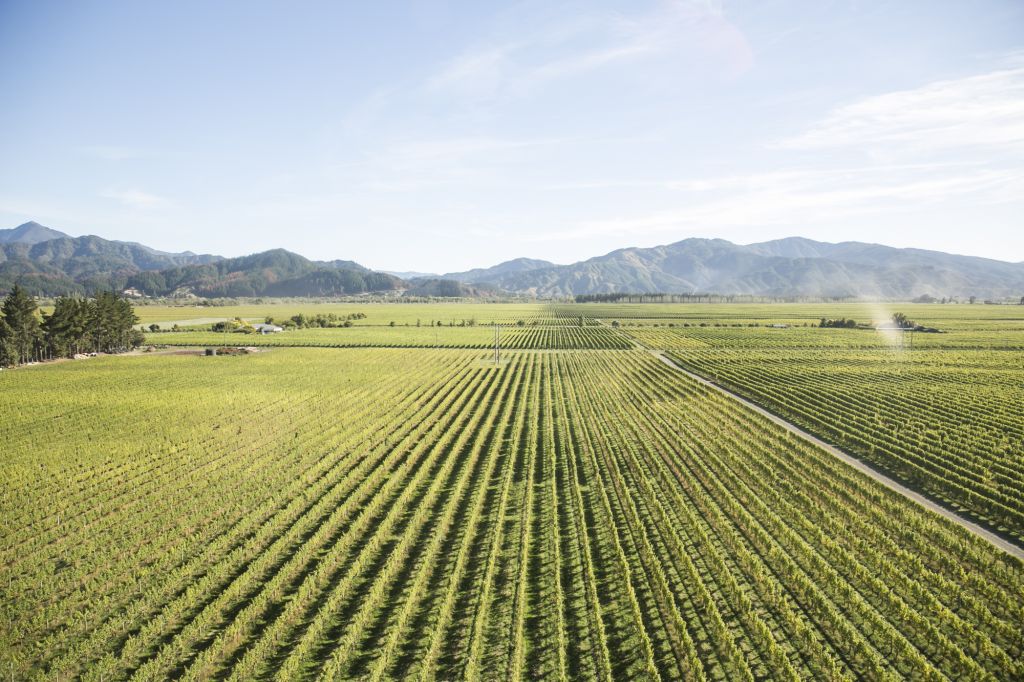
88 291 139 352
42 296 91 357
0 315 16 366
0 284 41 364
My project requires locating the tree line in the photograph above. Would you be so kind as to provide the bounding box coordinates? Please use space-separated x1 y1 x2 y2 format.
0 284 143 366
819 317 858 328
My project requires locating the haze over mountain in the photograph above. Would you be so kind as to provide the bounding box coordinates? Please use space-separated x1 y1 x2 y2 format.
1 221 1022 300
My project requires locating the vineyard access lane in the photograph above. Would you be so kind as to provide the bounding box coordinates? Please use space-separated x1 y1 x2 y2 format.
649 349 1024 562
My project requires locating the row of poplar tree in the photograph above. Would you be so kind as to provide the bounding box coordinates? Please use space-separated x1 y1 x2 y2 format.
0 284 143 366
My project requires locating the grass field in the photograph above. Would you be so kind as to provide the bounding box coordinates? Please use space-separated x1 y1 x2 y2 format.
3 303 1023 680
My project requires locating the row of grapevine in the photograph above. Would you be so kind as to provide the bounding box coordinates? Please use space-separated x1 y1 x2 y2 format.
647 336 1024 539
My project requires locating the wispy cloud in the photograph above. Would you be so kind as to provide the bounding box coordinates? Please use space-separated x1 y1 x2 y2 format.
100 188 169 208
775 67 1024 152
425 45 518 96
425 1 752 100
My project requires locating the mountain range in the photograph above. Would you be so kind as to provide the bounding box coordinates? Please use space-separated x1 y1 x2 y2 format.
0 223 401 297
2 221 1022 300
438 238 1024 299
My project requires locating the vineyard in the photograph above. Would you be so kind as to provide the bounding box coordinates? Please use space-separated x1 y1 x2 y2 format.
2 342 1022 680
144 324 630 350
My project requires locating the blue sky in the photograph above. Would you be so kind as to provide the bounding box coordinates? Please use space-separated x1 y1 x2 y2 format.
1 0 1022 272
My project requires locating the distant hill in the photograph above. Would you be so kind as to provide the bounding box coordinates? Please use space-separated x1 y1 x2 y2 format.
442 257 556 285
402 278 500 298
0 221 70 245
